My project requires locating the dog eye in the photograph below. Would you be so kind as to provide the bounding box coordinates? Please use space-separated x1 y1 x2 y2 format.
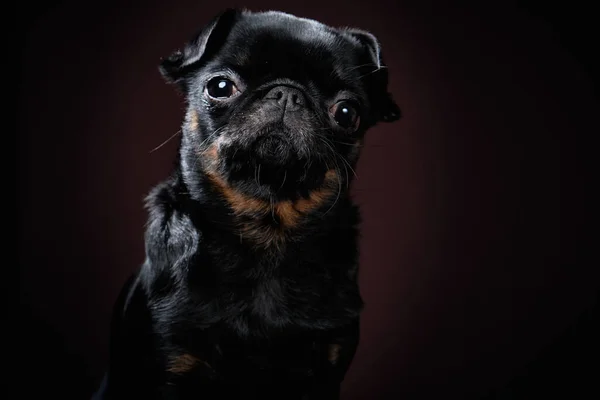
330 101 360 130
205 77 238 99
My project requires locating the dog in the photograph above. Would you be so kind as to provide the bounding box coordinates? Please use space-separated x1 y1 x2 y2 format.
93 8 400 400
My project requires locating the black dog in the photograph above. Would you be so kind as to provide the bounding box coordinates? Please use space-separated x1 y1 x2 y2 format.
94 9 400 400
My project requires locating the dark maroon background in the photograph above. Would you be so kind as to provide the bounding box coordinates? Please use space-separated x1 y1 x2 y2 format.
16 1 597 399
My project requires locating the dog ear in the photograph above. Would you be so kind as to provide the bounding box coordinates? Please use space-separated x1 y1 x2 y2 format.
343 28 401 123
159 8 240 89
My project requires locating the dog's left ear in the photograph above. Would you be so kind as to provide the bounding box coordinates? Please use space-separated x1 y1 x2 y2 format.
343 28 401 123
159 8 240 90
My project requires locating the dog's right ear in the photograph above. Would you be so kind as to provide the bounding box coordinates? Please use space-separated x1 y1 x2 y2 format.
158 8 240 89
343 28 401 123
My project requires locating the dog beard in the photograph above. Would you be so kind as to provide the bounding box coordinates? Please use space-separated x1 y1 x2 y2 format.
214 123 332 199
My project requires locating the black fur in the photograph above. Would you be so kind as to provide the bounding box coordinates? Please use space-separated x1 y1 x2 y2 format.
95 9 400 400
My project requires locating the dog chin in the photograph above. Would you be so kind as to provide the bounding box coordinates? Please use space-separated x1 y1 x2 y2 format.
218 146 328 200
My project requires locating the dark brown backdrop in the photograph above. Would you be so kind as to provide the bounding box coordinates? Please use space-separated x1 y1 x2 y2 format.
16 1 597 399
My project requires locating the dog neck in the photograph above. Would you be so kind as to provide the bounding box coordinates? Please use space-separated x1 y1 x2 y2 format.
202 167 342 250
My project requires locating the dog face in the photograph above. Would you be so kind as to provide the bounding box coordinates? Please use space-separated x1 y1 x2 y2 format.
160 9 400 201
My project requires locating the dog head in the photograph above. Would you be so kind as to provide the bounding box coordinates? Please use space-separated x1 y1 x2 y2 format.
160 9 400 201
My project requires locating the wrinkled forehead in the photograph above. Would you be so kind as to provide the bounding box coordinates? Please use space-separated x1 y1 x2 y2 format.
207 12 368 94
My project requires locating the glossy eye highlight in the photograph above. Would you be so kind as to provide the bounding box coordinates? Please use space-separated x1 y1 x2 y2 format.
330 100 360 130
205 77 239 99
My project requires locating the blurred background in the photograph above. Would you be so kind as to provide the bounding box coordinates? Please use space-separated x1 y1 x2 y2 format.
16 1 597 398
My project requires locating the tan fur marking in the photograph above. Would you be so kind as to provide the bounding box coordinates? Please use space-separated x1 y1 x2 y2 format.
294 170 338 213
273 201 298 226
188 110 199 131
275 170 338 227
199 141 339 248
328 344 342 364
204 143 218 160
206 171 270 216
167 354 211 374
206 168 338 227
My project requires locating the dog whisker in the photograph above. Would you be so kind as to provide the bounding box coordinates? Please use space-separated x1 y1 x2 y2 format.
257 163 262 186
198 126 226 150
357 65 388 80
330 140 358 146
313 132 357 147
329 62 380 77
341 158 350 189
195 128 224 173
347 62 381 72
269 195 276 223
323 165 342 217
198 126 227 149
318 135 358 181
149 129 181 153
337 152 358 179
278 169 287 191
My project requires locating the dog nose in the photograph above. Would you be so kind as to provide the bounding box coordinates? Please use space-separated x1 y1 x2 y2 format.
264 86 305 111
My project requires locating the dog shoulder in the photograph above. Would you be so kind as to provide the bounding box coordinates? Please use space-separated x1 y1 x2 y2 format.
141 176 203 291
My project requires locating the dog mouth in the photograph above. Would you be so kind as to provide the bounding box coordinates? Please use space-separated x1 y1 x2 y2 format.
221 122 303 170
252 135 293 165
216 133 328 198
